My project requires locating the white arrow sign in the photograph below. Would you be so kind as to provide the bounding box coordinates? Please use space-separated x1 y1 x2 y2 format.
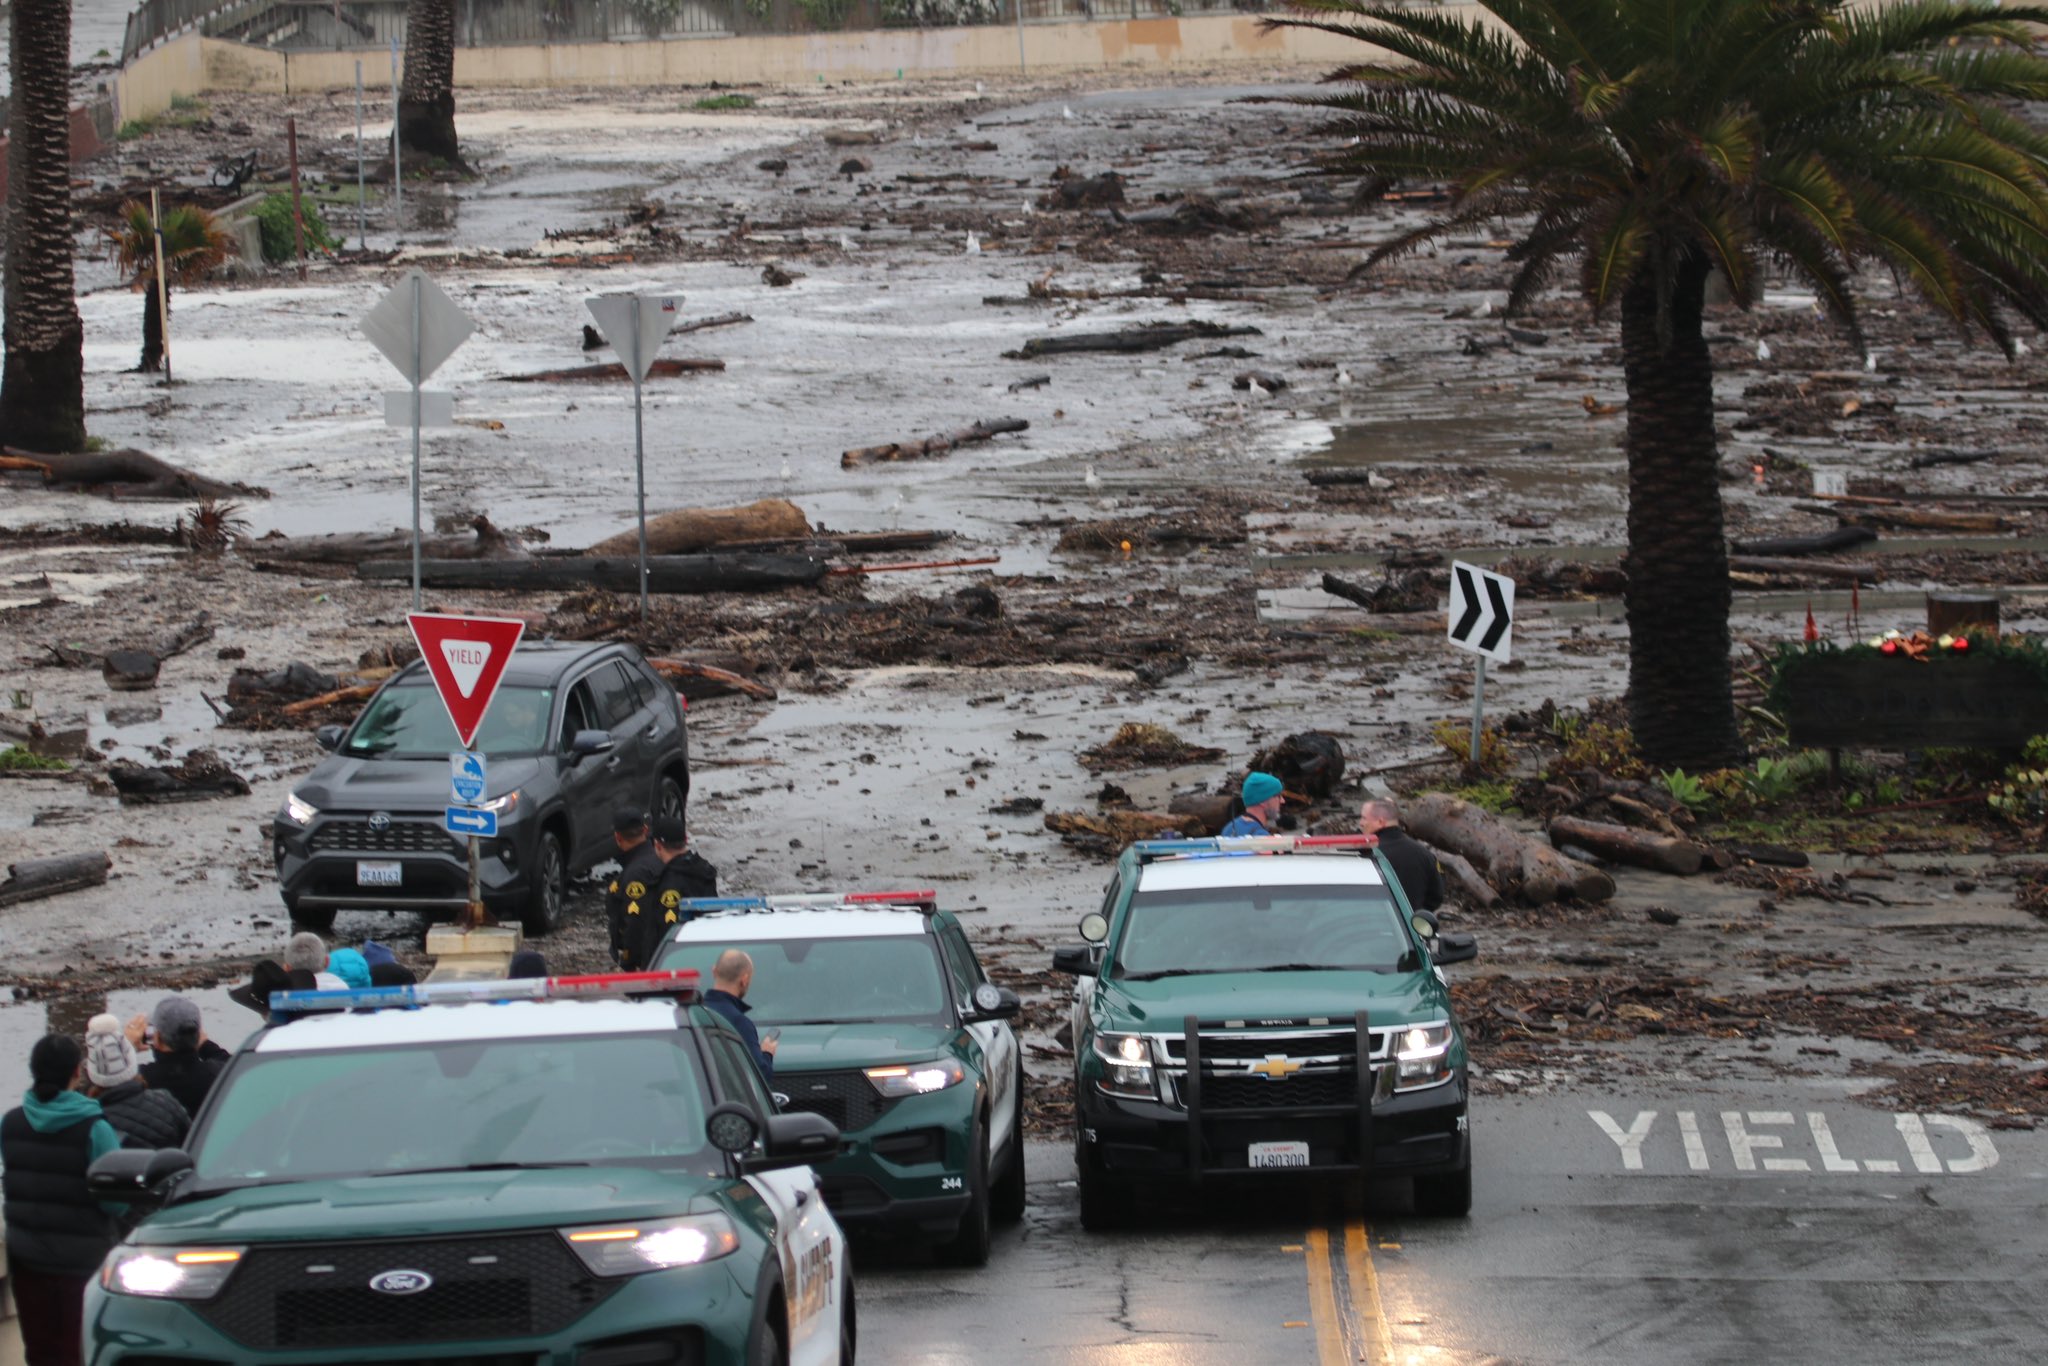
362 268 475 385
585 292 682 383
1447 560 1516 665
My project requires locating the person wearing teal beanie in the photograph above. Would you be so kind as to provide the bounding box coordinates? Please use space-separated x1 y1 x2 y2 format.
1220 771 1284 837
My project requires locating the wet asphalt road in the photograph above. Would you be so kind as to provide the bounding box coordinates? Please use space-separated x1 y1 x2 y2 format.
858 1091 2048 1364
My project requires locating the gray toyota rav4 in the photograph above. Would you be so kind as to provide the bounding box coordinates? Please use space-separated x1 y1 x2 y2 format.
272 641 688 935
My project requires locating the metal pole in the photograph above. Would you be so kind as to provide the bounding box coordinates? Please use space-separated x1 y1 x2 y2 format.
631 296 649 628
1469 656 1487 766
286 116 309 282
355 61 366 250
411 276 424 612
1014 0 1026 74
466 833 481 922
148 188 172 384
391 39 402 234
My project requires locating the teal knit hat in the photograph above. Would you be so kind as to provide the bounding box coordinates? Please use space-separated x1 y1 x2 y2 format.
1241 772 1283 807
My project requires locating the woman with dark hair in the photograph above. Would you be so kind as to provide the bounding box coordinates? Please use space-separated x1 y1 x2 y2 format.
2 1033 124 1365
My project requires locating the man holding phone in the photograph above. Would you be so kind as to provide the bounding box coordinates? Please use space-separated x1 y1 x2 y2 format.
704 949 776 1085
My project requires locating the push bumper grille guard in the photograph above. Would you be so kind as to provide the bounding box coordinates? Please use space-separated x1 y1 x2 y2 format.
1180 1011 1373 1185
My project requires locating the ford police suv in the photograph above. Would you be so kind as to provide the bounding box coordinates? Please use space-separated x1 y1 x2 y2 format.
84 971 854 1365
1052 835 1479 1227
655 892 1025 1266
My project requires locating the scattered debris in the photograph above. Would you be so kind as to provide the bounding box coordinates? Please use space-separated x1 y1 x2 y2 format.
108 750 252 805
0 852 111 908
841 418 1029 468
1079 723 1225 773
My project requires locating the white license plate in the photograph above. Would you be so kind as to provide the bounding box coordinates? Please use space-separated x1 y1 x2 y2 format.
356 861 403 888
1249 1141 1310 1169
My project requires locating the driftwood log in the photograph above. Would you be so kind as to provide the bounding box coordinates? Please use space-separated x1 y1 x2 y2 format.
1546 815 1707 877
109 751 251 805
842 418 1028 468
495 358 725 383
1908 448 2000 470
1407 793 1615 905
245 516 525 565
0 852 111 908
43 614 214 687
586 500 809 557
1727 555 1880 583
3 447 263 500
1415 838 1499 910
1729 526 1876 557
648 658 779 702
1834 505 2011 534
1004 321 1261 359
282 684 379 716
672 311 752 335
357 553 828 594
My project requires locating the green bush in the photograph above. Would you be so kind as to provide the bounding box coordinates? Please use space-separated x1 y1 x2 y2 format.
253 194 340 264
1432 719 1510 776
1449 781 1520 815
1659 768 1711 811
0 746 68 772
692 93 756 110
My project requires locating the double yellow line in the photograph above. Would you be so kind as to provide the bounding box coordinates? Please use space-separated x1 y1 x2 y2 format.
1304 1220 1393 1364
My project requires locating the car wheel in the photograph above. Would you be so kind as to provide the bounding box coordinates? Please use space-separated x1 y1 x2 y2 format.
991 1057 1027 1224
519 828 566 937
656 772 686 828
285 897 336 934
839 1267 857 1365
746 1303 787 1366
1076 1131 1132 1232
1413 1152 1472 1218
937 1114 992 1267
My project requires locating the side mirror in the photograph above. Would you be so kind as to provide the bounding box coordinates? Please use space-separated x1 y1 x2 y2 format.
749 1111 842 1172
1410 911 1440 941
1433 932 1479 966
570 728 615 758
1079 912 1109 943
314 724 344 751
706 1102 761 1155
966 982 1021 1021
1052 945 1098 977
88 1148 193 1208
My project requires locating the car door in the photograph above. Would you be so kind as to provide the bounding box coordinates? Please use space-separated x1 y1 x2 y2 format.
554 675 627 866
588 660 651 807
710 1032 843 1365
625 655 685 806
942 925 1019 1164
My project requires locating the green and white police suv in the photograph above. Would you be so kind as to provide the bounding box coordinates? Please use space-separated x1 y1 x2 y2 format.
655 892 1025 1267
83 971 855 1366
1052 834 1481 1228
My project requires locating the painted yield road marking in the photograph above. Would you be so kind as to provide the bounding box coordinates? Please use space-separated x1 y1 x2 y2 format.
1305 1221 1392 1364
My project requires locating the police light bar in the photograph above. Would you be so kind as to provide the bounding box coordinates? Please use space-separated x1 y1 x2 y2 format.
270 969 702 1014
670 889 940 914
1133 834 1379 862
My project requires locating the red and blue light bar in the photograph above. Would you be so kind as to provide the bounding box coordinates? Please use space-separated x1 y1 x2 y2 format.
1133 834 1379 862
270 969 703 1014
670 889 940 914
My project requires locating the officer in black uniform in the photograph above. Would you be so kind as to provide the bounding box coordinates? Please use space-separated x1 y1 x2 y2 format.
631 815 719 971
608 810 666 969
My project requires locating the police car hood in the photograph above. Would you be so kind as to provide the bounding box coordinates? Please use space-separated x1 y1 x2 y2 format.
768 1020 954 1072
139 1166 720 1244
294 755 543 813
1098 970 1441 1030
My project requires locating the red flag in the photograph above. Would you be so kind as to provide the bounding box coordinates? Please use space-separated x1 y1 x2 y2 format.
1804 601 1819 643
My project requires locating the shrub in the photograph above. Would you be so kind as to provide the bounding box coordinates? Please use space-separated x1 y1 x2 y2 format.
1659 768 1711 811
0 746 68 772
1450 781 1520 814
1432 719 1510 776
693 93 756 110
253 194 340 264
1557 721 1645 779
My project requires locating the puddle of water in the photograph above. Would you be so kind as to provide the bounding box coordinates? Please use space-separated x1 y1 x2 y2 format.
0 986 261 1107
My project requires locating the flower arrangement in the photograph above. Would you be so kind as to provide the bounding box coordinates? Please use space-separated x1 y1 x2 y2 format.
1863 627 1974 660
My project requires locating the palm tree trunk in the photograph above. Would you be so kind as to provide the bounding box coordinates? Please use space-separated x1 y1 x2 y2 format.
0 0 87 453
1618 254 1742 772
398 0 461 167
140 276 166 373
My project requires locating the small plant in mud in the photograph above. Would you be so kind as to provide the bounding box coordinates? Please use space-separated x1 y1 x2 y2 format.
1658 768 1712 811
1988 737 2048 825
0 746 68 772
177 499 248 554
253 194 340 264
1554 720 1645 780
693 93 757 111
1449 781 1520 815
1432 719 1510 776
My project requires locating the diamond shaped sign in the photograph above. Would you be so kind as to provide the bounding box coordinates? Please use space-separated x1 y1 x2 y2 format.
585 292 682 383
363 269 476 385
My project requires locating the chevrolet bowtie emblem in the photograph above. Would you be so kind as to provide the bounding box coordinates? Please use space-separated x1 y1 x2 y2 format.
1248 1055 1302 1081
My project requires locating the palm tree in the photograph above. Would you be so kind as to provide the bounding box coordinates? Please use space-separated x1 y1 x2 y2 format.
1269 0 2048 771
0 0 87 453
104 202 235 374
399 0 462 167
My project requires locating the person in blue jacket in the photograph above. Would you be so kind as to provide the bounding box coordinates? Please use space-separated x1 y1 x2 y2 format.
1220 771 1286 837
704 949 778 1085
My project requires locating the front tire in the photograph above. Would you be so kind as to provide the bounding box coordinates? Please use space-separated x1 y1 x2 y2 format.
1413 1151 1472 1218
285 895 336 934
747 1302 787 1366
1076 1130 1132 1232
991 1057 1027 1224
937 1115 992 1267
839 1267 857 1364
519 828 567 936
655 771 686 828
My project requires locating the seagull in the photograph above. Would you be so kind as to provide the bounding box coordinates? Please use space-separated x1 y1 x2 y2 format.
975 81 985 94
965 231 981 255
1756 338 1773 362
1084 464 1101 491
1063 105 1076 120
1864 351 1878 374
779 454 793 483
839 232 856 252
888 490 905 527
1248 377 1272 403
1336 367 1354 389
2018 338 2033 357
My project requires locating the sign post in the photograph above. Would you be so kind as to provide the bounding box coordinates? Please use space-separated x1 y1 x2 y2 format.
362 271 476 609
408 612 525 923
1445 561 1516 765
585 290 681 627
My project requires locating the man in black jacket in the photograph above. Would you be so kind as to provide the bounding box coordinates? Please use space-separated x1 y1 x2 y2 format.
704 950 777 1084
606 809 663 968
1360 799 1445 913
629 816 718 971
131 997 227 1118
83 1014 189 1151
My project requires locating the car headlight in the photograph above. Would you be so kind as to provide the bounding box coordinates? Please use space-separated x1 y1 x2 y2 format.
865 1059 967 1098
101 1246 243 1300
1393 1023 1454 1091
479 791 520 814
561 1214 739 1275
283 792 318 825
1093 1032 1155 1099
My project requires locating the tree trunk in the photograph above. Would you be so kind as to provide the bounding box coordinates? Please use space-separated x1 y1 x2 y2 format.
140 276 165 373
398 0 460 167
1619 254 1740 771
0 0 88 453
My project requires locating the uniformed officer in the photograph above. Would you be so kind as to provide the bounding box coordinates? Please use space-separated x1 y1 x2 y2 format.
630 815 719 971
608 810 665 969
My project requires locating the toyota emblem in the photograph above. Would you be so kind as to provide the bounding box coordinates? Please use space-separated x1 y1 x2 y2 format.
367 812 393 832
368 1269 433 1295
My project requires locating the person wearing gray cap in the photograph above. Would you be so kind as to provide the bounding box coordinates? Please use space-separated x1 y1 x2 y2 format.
606 808 661 968
132 997 227 1118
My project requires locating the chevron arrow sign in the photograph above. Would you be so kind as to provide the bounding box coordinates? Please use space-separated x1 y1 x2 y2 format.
1447 561 1516 664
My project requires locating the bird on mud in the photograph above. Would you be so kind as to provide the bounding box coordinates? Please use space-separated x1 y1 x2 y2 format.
1756 338 1773 363
1063 105 1076 120
1084 464 1101 492
1865 352 1879 374
840 232 856 252
779 454 793 483
966 231 981 255
1336 367 1354 388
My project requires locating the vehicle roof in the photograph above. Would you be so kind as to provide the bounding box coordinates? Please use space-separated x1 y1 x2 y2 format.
251 997 689 1052
668 908 932 942
1135 854 1388 892
389 640 629 689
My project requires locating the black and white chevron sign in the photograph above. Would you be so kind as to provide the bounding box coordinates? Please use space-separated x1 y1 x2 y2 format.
1447 561 1516 663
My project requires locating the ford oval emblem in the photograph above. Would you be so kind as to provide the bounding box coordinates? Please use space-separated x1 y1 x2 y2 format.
367 812 393 832
368 1269 433 1295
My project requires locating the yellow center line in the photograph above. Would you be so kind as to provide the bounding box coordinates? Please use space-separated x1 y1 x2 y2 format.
1303 1226 1348 1366
1344 1219 1395 1365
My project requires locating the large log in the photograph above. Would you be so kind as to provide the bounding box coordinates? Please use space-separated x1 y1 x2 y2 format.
495 358 725 383
1004 321 1261 359
1822 505 2011 533
1414 838 1499 910
1729 526 1876 557
1406 793 1614 905
0 852 111 908
245 516 526 565
3 446 264 500
586 499 810 557
647 658 779 702
842 418 1028 468
1727 555 1880 583
1546 815 1707 877
357 553 828 594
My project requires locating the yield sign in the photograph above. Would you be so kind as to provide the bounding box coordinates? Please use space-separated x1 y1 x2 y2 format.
406 613 527 749
585 292 682 383
1447 561 1516 664
363 269 476 385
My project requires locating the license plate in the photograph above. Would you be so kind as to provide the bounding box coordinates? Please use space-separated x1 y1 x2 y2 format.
356 861 402 888
1249 1141 1310 1169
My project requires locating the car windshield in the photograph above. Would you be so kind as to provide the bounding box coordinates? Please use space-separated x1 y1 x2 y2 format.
1113 883 1411 979
656 936 951 1025
190 1033 712 1183
344 684 553 759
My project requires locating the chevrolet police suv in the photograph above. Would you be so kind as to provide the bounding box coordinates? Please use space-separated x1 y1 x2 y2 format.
84 971 854 1365
1052 835 1479 1227
655 892 1025 1266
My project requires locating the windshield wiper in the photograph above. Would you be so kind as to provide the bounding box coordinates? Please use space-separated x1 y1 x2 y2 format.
1116 968 1220 982
363 1161 592 1178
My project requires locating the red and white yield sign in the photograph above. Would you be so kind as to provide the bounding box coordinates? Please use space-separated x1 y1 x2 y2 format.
406 613 527 748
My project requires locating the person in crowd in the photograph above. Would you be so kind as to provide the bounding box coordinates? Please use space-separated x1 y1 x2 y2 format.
360 941 399 970
326 947 372 990
2 1034 124 1366
130 997 226 1118
607 809 663 968
285 931 347 990
629 816 718 970
1220 771 1286 837
369 961 418 988
508 950 548 979
228 959 291 1018
81 1016 189 1151
1359 798 1445 913
705 949 776 1085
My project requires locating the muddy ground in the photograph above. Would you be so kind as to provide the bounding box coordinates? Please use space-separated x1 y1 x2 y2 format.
3 67 2044 1128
